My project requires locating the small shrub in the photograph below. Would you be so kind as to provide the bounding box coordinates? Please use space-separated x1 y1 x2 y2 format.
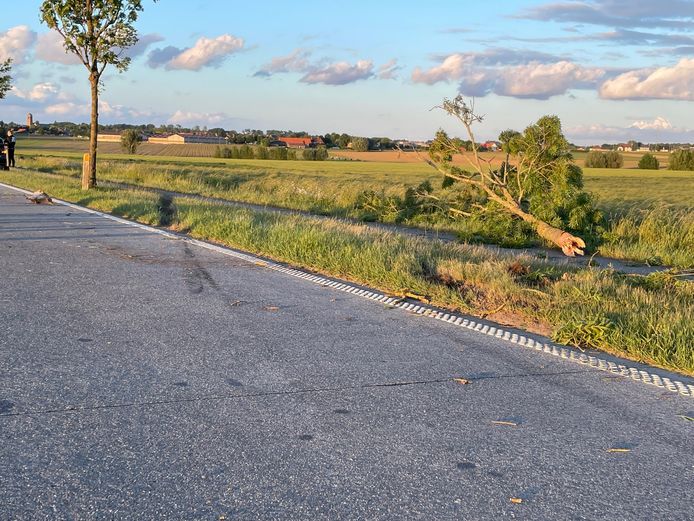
585 150 623 168
669 149 694 171
302 147 328 161
120 129 141 155
351 137 369 152
213 146 232 158
638 153 659 170
238 145 254 159
256 146 269 160
269 147 288 160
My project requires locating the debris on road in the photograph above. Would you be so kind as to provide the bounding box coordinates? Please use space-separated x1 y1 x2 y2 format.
25 191 53 204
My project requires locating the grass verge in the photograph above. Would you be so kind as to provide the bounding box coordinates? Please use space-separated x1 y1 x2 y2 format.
2 169 693 377
17 155 694 268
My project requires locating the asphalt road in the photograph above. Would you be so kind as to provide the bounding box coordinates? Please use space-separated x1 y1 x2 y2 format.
1 185 692 520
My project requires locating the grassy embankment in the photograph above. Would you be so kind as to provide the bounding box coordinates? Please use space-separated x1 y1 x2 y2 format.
2 168 693 376
16 149 694 268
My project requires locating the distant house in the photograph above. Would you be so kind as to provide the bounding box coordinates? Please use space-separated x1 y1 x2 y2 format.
481 141 501 152
147 133 227 145
278 136 325 148
97 133 122 143
616 143 631 152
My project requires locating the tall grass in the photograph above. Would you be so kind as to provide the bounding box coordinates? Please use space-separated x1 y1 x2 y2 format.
601 206 694 267
2 169 692 376
15 155 694 267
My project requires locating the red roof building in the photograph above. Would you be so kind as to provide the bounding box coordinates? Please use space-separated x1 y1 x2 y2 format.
278 136 325 148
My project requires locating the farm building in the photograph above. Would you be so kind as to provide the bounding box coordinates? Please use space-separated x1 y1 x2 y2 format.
147 133 227 145
278 136 325 148
97 133 123 143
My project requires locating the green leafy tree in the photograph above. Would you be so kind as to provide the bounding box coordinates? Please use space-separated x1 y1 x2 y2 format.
0 59 12 99
426 95 603 256
40 0 156 189
498 128 521 172
669 149 694 171
585 150 623 168
351 137 369 152
638 153 659 170
120 129 141 154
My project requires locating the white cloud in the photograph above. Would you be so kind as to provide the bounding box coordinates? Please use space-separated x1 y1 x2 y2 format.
630 116 673 130
155 34 244 71
412 54 472 84
168 110 229 125
124 33 165 59
35 32 81 65
255 48 311 76
413 53 604 99
301 60 374 85
567 118 694 144
378 59 400 80
45 102 87 117
36 31 164 65
493 61 605 98
0 25 37 64
10 82 60 102
256 51 390 85
599 58 694 100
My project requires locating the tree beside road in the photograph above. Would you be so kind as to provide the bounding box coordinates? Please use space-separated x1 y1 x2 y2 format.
40 0 156 189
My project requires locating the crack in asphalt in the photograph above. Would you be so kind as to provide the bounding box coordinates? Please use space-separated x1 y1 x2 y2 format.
0 369 593 419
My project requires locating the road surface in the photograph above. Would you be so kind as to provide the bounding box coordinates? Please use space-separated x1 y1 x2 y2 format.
1 185 692 520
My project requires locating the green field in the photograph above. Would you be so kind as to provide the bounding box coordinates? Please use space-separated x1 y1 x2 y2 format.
12 137 694 267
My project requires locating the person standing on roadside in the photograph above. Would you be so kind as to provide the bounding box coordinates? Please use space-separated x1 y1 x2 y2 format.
6 130 16 168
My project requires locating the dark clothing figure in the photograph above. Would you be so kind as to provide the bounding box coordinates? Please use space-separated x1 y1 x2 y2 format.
0 138 7 171
6 132 16 167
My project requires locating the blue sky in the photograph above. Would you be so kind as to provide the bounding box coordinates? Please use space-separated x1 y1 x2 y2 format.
2 0 694 143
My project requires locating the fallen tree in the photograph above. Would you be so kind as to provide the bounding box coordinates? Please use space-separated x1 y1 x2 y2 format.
425 95 603 256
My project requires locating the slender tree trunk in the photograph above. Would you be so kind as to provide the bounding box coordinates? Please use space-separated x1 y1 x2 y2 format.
86 73 99 190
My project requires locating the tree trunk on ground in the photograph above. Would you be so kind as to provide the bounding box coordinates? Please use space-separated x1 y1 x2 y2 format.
447 173 587 257
508 203 586 257
86 73 99 190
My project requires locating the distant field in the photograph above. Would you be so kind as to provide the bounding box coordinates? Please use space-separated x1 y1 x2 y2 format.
18 136 673 168
16 137 222 158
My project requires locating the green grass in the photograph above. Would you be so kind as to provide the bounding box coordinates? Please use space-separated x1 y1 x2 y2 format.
16 153 694 267
2 169 693 376
583 168 694 211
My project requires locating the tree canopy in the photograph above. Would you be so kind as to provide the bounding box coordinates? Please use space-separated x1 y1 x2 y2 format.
426 95 603 256
40 0 146 77
0 59 12 99
40 0 154 189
